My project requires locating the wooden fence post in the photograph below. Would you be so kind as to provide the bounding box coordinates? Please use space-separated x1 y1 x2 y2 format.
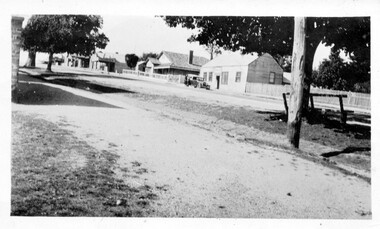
339 95 347 124
309 94 314 111
282 93 288 118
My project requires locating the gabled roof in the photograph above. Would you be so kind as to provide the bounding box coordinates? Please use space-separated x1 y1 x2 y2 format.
202 52 258 68
95 52 126 63
147 57 161 65
159 51 209 71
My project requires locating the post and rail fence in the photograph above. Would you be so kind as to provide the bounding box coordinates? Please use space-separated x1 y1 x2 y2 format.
245 82 370 111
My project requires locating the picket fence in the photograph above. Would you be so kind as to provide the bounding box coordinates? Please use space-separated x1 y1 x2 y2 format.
122 69 184 83
245 82 371 110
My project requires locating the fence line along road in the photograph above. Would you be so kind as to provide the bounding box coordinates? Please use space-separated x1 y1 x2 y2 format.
122 69 184 84
245 82 370 111
121 69 370 112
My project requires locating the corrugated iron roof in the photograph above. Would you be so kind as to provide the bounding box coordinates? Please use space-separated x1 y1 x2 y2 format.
96 52 126 63
202 52 258 67
148 57 161 65
159 51 209 71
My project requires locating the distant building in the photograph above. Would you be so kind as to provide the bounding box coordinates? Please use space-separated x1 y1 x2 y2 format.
66 54 90 68
135 60 146 72
200 53 284 93
89 52 129 73
137 51 209 78
145 57 162 74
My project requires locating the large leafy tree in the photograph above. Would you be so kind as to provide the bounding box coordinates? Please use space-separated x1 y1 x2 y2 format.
163 16 369 82
312 51 370 93
162 16 370 148
125 54 139 69
140 52 160 61
22 15 109 71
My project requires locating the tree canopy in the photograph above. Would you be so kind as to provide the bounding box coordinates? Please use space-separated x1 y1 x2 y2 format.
125 54 139 69
139 52 160 61
22 15 109 70
312 51 370 93
162 16 370 78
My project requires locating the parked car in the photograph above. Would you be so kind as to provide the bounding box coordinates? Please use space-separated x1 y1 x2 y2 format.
186 75 210 90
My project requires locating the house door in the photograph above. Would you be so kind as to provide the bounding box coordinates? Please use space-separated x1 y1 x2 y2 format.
216 75 220 89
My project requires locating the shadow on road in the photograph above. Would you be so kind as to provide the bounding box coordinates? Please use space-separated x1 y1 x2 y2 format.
257 109 371 140
47 78 136 94
320 147 371 158
12 74 120 108
19 67 139 81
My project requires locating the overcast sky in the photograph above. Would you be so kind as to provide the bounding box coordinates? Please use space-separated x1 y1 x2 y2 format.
19 15 332 69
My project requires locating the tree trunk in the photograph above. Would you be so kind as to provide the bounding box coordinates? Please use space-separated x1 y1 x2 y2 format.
24 49 36 67
47 52 54 72
302 42 318 123
287 17 307 148
209 43 214 60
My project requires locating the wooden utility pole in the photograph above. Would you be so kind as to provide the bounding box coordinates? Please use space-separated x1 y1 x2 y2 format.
287 17 307 148
11 16 24 91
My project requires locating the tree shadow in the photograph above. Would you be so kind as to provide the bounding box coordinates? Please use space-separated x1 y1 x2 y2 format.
320 146 371 158
256 109 371 140
310 110 371 140
19 67 139 81
12 81 120 108
46 78 136 94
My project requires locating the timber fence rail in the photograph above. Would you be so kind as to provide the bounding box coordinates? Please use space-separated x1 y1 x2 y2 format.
121 69 183 84
245 82 370 111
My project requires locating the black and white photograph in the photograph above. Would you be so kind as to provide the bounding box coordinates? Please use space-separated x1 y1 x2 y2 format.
2 0 379 228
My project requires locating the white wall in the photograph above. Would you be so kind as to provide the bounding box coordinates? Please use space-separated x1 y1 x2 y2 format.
201 65 249 93
158 54 171 64
145 61 154 74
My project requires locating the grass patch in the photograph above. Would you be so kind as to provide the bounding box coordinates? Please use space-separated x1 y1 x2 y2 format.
11 111 156 216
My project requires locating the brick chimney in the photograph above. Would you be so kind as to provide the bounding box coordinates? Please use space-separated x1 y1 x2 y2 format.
188 50 194 65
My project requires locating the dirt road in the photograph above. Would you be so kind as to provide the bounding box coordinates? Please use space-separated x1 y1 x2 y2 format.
12 74 371 218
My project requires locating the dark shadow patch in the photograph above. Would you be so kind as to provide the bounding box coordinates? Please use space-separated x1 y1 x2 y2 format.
19 67 140 81
46 78 136 94
12 82 119 108
321 147 371 158
256 110 288 122
135 168 148 175
136 200 149 208
131 161 142 167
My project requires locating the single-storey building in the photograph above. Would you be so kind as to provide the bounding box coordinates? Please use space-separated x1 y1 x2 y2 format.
89 52 129 73
135 60 147 72
200 52 284 93
138 51 209 80
66 54 90 68
145 57 162 74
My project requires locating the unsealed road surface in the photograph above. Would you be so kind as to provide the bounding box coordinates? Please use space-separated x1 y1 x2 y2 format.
12 77 371 218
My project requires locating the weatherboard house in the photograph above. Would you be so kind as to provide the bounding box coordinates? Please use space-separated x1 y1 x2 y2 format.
89 51 129 73
138 50 209 78
200 53 284 93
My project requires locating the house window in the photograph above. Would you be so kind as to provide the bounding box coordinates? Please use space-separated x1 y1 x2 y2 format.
209 72 213 82
235 71 241 82
269 72 275 84
203 72 207 81
221 72 229 85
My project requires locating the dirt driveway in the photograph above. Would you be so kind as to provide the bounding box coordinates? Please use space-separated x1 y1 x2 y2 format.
12 74 371 218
